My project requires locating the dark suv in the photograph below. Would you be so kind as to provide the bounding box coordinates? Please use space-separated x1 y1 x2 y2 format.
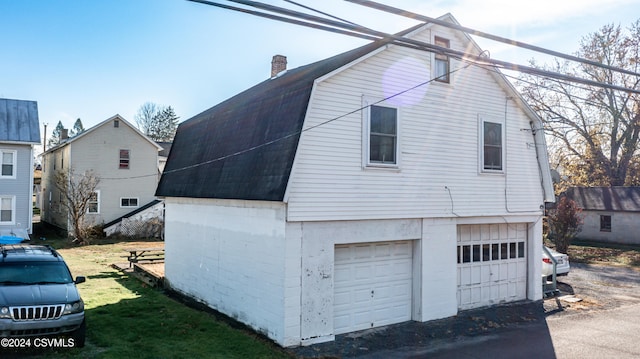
0 244 86 347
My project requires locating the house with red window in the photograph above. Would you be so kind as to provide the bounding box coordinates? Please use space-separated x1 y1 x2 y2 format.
156 14 554 347
41 115 162 234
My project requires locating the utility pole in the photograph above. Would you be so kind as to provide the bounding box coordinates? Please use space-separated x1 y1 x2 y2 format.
42 123 47 152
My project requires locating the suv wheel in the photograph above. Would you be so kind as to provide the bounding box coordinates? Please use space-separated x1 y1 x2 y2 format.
71 319 86 348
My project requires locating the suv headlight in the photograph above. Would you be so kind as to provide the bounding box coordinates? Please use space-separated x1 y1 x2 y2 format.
0 307 10 319
63 300 84 315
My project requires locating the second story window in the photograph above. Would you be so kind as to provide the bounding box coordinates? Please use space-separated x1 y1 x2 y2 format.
369 105 398 166
119 150 130 169
1 150 16 178
434 36 450 83
482 120 503 171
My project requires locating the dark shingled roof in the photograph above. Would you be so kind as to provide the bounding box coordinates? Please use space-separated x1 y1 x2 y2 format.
0 98 40 144
156 26 422 201
564 187 640 212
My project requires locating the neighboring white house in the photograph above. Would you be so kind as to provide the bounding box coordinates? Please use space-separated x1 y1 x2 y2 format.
156 14 555 347
40 115 162 233
0 98 40 239
564 186 640 245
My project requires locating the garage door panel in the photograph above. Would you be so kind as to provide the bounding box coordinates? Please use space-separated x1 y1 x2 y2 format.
334 241 413 335
457 224 527 310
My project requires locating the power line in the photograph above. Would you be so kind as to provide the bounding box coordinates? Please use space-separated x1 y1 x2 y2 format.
190 0 640 95
157 0 640 179
345 0 640 78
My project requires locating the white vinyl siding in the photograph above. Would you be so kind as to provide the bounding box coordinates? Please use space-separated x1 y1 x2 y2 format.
286 25 545 221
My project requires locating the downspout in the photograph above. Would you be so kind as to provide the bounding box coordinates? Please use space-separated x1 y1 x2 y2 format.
530 118 555 204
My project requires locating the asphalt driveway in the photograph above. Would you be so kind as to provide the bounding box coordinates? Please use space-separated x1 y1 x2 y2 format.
289 263 640 358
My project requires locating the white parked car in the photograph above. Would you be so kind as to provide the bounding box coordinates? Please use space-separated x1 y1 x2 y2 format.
542 246 570 279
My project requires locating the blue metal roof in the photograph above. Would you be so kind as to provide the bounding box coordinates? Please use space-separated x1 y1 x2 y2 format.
0 98 41 144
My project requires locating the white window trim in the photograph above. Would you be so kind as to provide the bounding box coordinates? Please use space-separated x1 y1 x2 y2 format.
0 196 16 225
0 150 17 179
362 96 401 170
120 197 139 208
87 190 100 214
119 149 130 170
478 114 505 174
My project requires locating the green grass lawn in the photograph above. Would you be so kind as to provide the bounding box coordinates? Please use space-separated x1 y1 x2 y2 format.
18 233 291 359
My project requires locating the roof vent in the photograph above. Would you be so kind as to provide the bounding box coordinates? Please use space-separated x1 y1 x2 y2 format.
271 55 287 78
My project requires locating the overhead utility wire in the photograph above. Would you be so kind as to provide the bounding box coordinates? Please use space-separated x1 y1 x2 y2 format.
189 0 640 95
161 63 472 176
187 0 380 41
345 0 640 78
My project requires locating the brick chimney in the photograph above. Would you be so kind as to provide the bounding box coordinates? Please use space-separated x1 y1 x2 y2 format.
61 128 69 140
271 54 287 78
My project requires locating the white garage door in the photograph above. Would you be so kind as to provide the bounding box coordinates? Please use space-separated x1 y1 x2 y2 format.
334 241 413 335
457 224 527 310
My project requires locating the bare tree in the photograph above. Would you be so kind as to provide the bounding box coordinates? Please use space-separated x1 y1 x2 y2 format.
519 20 640 189
134 102 179 141
134 102 160 137
53 169 100 244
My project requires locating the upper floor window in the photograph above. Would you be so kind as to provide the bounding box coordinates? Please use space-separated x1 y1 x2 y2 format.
114 119 120 128
87 191 100 214
1 150 16 178
480 117 504 172
0 196 14 224
434 36 450 83
368 105 398 166
600 215 612 232
119 150 130 169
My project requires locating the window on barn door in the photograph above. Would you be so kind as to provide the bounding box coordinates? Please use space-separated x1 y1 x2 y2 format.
119 150 130 169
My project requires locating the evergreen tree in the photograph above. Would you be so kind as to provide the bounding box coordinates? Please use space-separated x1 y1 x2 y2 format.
70 118 85 137
48 120 65 148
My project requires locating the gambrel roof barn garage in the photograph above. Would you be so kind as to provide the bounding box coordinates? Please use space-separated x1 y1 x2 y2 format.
157 14 554 347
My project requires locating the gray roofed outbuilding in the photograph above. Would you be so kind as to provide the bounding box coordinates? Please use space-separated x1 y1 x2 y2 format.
0 98 41 144
564 187 640 212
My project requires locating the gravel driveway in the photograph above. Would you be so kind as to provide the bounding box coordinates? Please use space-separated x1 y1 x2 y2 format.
546 262 640 313
290 262 640 358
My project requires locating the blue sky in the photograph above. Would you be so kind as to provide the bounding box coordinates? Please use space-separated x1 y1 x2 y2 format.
1 0 639 151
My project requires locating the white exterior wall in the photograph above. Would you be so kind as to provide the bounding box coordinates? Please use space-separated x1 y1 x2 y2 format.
163 197 301 347
286 25 546 222
577 211 640 245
